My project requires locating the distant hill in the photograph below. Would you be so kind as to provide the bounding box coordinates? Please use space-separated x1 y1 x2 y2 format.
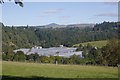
0 22 4 27
0 22 95 28
43 23 95 28
73 40 108 48
66 24 95 28
45 23 66 28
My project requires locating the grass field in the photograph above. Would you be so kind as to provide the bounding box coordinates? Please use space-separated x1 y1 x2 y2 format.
1 61 118 79
73 40 108 48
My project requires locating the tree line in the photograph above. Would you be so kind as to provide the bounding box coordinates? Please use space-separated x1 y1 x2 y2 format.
2 39 119 66
2 21 118 52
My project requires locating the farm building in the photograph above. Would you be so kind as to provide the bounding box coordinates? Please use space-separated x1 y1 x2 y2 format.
14 46 83 58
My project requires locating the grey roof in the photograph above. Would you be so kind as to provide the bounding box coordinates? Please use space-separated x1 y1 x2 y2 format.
14 47 82 58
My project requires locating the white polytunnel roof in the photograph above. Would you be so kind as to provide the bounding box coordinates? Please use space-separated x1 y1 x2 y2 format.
14 47 83 58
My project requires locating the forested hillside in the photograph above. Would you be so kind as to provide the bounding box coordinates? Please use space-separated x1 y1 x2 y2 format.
1 21 119 66
2 21 119 53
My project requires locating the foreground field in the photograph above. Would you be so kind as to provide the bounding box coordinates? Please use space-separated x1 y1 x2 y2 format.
2 61 118 79
74 40 108 48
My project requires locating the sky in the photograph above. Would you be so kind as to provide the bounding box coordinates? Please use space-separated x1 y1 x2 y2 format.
1 1 118 26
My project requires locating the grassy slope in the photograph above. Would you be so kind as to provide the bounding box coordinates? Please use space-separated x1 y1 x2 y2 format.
73 40 108 48
2 61 118 78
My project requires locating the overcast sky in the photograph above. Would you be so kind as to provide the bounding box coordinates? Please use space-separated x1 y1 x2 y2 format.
1 2 118 26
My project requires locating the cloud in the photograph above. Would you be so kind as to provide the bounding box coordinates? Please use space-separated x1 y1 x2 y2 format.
44 9 64 14
59 16 71 19
95 13 118 17
40 9 64 18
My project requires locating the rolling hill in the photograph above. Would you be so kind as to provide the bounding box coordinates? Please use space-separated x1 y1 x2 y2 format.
73 40 108 48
